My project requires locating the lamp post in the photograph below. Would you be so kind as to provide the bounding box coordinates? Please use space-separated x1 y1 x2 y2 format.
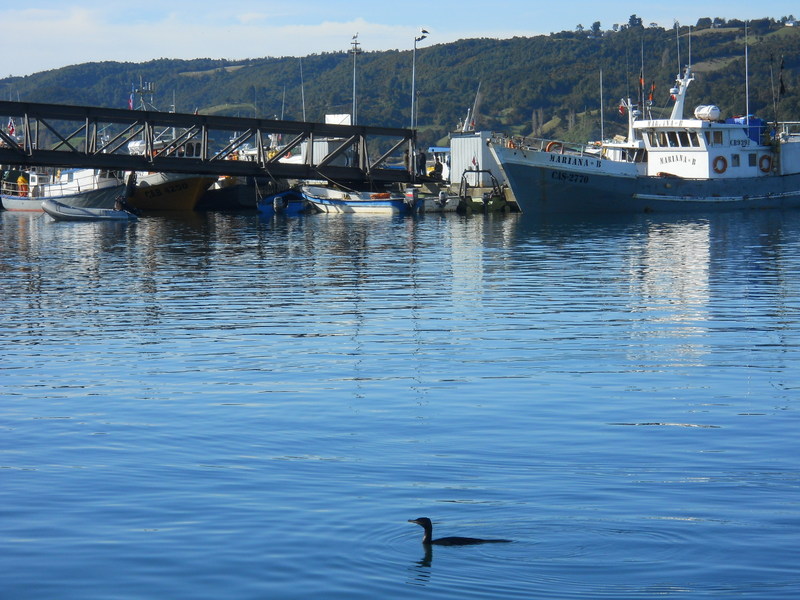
410 28 428 130
350 33 362 126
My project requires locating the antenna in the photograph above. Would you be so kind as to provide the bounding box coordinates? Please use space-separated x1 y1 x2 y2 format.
745 22 750 126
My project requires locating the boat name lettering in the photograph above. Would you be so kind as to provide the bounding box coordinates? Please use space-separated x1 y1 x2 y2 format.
142 181 190 199
549 154 601 168
730 139 751 147
550 171 589 184
658 154 697 166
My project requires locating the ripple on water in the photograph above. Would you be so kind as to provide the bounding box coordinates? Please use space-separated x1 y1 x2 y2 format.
2 211 800 599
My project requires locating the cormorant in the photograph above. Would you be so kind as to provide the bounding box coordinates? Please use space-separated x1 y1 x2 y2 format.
408 517 512 546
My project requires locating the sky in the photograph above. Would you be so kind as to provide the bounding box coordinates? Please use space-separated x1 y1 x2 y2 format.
1 1 798 78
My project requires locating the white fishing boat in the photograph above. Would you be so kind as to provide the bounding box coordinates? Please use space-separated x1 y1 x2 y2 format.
301 185 419 214
489 61 800 213
41 198 138 222
1 168 125 212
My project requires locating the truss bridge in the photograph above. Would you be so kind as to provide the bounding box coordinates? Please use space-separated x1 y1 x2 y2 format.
0 100 417 186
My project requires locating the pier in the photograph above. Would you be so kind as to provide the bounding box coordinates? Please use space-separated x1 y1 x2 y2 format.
0 100 416 186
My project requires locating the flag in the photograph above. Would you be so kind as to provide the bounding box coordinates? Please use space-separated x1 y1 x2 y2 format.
128 93 134 110
7 117 14 136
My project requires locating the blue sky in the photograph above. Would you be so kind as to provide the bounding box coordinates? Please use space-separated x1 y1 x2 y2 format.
1 1 797 77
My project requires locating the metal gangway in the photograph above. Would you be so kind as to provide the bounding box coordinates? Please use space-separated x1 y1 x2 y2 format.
0 100 417 186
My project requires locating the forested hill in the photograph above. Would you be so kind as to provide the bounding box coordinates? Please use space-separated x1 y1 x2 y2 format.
3 16 800 147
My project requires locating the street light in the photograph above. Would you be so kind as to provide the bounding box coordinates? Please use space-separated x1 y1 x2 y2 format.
410 28 428 130
350 33 362 126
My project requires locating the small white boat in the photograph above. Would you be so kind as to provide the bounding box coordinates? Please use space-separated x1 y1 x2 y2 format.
301 185 418 214
41 198 138 222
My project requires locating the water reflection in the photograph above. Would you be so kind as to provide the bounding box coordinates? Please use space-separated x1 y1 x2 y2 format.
407 546 433 585
3 208 800 599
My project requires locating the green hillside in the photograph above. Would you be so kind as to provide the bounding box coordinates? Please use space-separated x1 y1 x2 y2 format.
3 16 800 148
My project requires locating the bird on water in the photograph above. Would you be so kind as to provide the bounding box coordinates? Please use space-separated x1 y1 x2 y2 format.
408 517 512 546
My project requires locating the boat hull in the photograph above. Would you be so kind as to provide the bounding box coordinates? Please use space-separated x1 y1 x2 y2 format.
41 199 137 221
1 184 126 212
492 145 800 214
130 173 215 211
301 186 415 214
256 190 308 217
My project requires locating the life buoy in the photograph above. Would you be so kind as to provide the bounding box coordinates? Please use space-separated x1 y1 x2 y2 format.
712 156 727 174
545 141 563 154
759 155 772 173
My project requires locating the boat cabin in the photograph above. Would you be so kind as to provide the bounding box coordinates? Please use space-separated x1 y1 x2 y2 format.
635 108 775 179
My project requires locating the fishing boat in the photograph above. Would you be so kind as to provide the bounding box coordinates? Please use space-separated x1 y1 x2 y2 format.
301 185 419 214
127 138 215 211
1 168 126 212
256 189 308 217
125 84 215 211
41 198 138 222
489 63 800 213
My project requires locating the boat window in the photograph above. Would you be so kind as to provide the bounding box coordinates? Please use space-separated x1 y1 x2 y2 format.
713 131 723 145
647 132 659 147
667 132 679 147
689 132 700 147
704 131 712 145
732 154 740 167
658 132 669 147
678 131 690 146
749 153 757 167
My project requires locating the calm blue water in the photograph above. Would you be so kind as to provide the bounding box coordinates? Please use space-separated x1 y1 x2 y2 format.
1 208 798 599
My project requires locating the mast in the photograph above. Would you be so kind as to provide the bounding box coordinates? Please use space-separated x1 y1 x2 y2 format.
299 58 306 122
669 26 694 121
600 69 604 141
350 33 362 125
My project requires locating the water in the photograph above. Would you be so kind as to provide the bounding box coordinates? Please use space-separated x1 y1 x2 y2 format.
1 208 798 599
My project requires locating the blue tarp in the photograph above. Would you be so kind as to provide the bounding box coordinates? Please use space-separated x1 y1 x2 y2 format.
725 116 768 143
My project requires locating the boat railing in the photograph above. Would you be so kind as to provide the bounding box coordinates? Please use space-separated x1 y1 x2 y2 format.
777 121 800 141
491 134 593 157
1 179 25 196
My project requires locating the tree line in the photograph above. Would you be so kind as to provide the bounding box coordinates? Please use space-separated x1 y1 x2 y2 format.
2 16 800 147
